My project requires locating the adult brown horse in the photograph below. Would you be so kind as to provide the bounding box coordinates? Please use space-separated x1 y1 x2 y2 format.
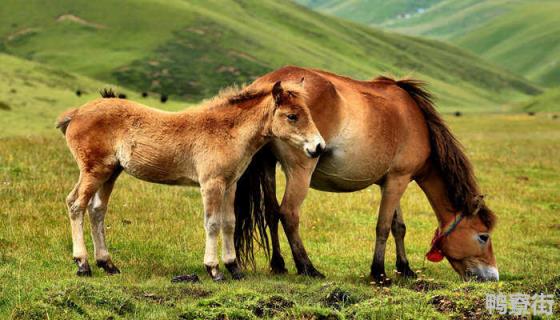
234 66 498 283
56 81 325 281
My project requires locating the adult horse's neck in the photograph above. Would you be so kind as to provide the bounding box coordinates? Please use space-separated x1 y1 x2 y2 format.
417 167 462 228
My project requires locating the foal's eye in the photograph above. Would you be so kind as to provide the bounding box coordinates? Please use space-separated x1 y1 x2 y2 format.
477 233 490 245
287 114 298 122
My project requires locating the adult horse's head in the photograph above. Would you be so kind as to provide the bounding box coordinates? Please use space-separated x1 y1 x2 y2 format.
269 80 325 158
426 197 498 282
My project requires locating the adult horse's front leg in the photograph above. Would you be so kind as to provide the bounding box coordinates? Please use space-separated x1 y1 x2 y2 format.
371 175 410 285
278 159 324 278
391 205 416 278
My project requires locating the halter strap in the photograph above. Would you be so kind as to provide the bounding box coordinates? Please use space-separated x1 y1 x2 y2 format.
426 213 464 262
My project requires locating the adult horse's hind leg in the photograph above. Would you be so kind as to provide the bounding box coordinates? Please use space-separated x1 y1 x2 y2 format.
66 173 104 276
371 175 410 285
88 169 122 275
391 205 416 278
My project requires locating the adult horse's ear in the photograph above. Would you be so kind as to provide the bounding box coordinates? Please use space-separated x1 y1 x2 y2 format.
272 81 283 106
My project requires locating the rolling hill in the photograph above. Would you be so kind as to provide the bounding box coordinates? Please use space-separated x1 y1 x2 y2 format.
0 53 186 137
298 0 560 87
0 0 538 110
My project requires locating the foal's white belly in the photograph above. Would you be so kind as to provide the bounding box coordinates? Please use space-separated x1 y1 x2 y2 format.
116 141 199 186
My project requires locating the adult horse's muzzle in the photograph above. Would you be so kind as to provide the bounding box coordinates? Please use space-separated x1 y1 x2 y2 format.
465 265 499 282
304 136 326 158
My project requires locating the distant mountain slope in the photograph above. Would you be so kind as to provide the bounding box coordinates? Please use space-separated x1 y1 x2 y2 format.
0 0 538 109
518 87 560 112
0 53 184 137
295 0 441 26
299 0 560 87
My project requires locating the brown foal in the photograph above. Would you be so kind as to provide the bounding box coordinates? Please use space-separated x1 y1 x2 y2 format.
236 66 498 283
57 81 325 281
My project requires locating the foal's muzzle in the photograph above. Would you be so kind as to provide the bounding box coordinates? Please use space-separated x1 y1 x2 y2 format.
304 137 326 158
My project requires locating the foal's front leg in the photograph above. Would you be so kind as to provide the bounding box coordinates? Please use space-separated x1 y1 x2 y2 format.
200 179 226 281
221 185 244 280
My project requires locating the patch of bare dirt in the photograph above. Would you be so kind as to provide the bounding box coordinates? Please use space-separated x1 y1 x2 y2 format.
56 14 106 29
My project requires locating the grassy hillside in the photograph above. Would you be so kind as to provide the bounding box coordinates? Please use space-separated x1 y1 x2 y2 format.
295 0 441 25
0 0 538 109
302 0 560 87
455 2 560 86
0 53 186 137
518 87 560 113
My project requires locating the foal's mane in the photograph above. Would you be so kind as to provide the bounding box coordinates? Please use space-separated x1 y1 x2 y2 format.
374 76 496 230
203 82 307 110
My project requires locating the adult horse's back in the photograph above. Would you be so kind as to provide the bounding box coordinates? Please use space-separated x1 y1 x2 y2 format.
235 66 498 282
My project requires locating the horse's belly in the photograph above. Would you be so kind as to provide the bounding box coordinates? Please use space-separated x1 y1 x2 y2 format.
310 148 389 192
117 141 198 186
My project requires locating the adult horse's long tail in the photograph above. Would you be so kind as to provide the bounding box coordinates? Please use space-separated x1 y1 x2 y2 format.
387 77 495 226
234 146 277 269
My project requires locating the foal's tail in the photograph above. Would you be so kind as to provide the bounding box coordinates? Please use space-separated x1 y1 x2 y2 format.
383 77 495 228
234 146 277 269
56 108 78 135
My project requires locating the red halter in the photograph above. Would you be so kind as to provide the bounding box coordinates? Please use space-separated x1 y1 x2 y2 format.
426 214 464 262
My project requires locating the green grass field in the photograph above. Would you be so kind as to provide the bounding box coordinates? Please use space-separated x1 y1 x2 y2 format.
1 104 559 319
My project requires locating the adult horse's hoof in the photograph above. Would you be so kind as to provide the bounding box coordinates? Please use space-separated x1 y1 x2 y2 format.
206 265 225 282
270 255 288 274
298 265 325 278
171 274 200 283
96 259 121 275
396 261 416 279
74 258 92 277
370 273 392 286
225 262 245 280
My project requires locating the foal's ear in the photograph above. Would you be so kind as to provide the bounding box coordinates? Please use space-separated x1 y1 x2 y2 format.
272 81 284 106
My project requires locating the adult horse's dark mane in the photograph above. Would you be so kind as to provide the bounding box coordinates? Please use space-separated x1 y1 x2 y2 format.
374 76 496 230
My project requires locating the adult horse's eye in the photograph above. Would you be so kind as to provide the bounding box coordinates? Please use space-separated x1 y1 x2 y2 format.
477 233 490 244
287 114 298 122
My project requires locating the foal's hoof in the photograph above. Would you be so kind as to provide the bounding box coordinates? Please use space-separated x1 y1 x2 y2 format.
396 262 417 279
96 260 121 275
225 262 245 280
74 258 92 277
171 274 200 283
298 265 326 278
206 265 225 282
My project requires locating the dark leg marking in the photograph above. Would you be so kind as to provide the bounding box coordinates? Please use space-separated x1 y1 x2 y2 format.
96 259 121 275
74 258 92 277
225 261 245 280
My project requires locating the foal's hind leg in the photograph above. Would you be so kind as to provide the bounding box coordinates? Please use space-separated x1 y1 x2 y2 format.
88 170 121 275
371 175 410 285
391 205 416 278
66 174 104 276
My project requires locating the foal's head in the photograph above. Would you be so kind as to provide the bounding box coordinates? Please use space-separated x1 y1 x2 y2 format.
429 205 498 281
268 80 325 158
